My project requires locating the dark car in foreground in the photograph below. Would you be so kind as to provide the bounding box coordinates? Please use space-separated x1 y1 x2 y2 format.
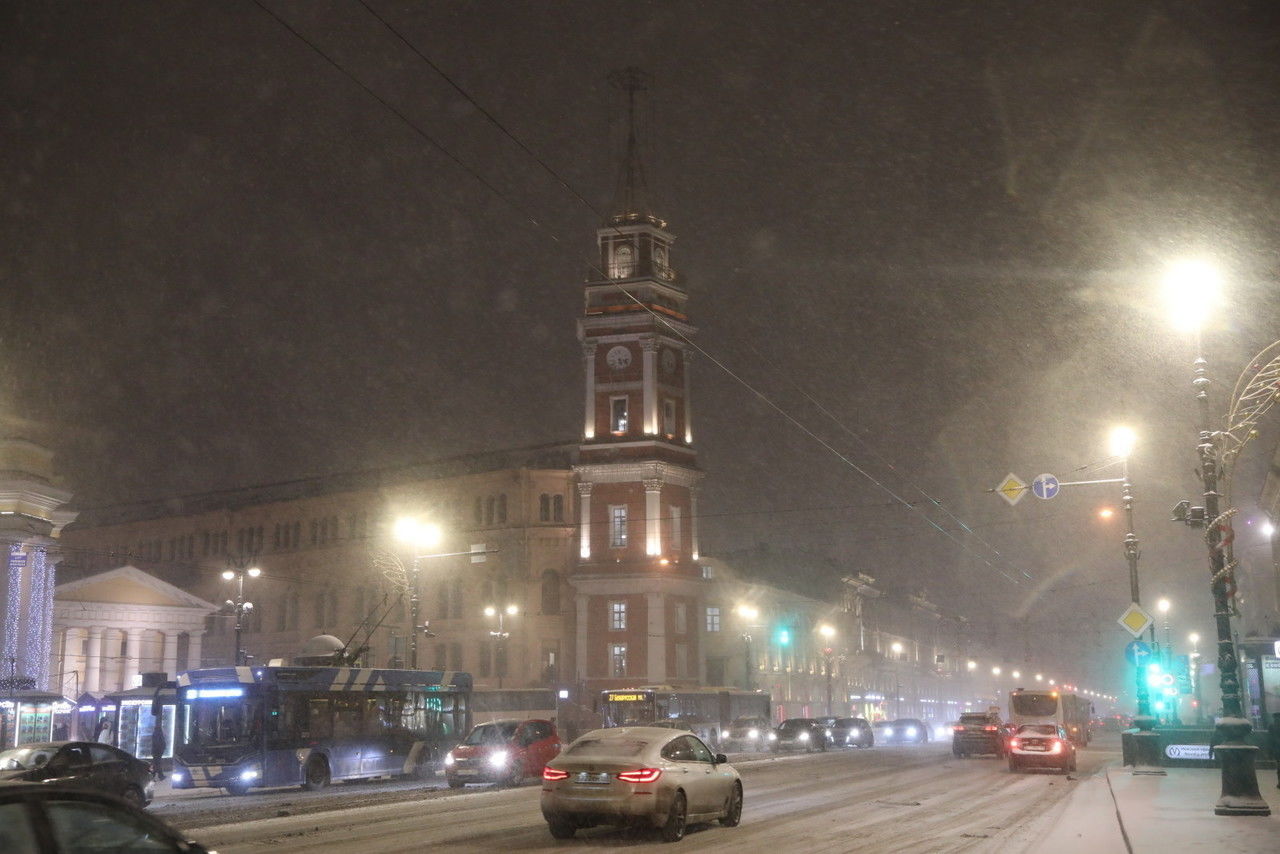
952 711 1007 758
0 742 154 807
771 718 830 752
0 782 213 853
820 717 873 748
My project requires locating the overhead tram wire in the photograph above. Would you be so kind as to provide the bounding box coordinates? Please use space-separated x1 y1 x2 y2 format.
253 1 1023 584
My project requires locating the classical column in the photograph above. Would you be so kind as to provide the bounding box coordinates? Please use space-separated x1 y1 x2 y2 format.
186 630 204 671
690 486 701 561
682 349 694 444
575 594 589 681
124 628 143 689
641 339 658 434
577 482 593 560
84 626 103 693
582 343 597 440
162 632 178 678
644 478 662 556
646 593 666 682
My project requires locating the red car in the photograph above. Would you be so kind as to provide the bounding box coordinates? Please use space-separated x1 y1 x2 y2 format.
445 719 561 787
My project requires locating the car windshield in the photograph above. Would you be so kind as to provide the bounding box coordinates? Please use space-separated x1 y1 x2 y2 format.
565 737 647 757
0 746 56 771
959 714 993 725
778 719 811 732
464 722 518 745
837 719 860 727
730 717 761 728
1018 725 1057 736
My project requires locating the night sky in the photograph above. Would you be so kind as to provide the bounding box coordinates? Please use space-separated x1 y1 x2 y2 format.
3 1 1279 694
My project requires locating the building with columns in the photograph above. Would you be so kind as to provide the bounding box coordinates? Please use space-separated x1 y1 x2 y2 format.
52 566 216 697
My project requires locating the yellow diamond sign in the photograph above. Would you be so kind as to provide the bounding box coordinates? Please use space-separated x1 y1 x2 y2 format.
1118 603 1153 638
996 473 1028 506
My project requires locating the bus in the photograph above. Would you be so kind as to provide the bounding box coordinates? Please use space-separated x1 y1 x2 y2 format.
471 688 557 724
172 665 472 795
1008 689 1092 746
598 686 770 748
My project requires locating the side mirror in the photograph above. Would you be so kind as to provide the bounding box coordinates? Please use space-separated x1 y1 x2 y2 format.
715 753 728 765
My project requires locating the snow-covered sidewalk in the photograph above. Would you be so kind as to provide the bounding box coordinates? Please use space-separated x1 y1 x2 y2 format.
1031 763 1280 853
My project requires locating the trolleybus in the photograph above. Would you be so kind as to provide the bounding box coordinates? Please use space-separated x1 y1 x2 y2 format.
598 686 770 747
172 665 472 794
1008 688 1092 746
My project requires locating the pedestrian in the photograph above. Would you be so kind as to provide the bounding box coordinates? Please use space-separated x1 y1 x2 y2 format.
1268 712 1280 790
151 721 167 780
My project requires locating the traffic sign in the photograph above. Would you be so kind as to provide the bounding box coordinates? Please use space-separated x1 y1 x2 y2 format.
1118 603 1154 638
996 473 1027 506
1031 473 1060 500
1124 640 1152 667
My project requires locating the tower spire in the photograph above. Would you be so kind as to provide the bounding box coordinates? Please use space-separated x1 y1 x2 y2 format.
607 67 657 226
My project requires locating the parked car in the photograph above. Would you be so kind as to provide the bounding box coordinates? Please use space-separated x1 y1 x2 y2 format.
0 782 212 853
1007 724 1077 774
0 742 154 808
952 711 1008 758
444 719 560 787
879 719 930 745
723 716 773 752
771 718 830 752
814 717 873 748
540 726 743 842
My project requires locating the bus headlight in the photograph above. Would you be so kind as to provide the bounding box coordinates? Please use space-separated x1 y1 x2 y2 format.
170 771 185 783
747 729 759 740
443 753 455 767
487 750 509 769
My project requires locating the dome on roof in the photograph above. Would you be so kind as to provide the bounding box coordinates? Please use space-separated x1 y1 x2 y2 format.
297 634 347 665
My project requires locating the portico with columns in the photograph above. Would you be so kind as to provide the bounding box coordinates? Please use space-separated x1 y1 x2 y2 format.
53 565 217 696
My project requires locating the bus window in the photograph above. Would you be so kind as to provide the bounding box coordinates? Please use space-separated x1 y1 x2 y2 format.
333 696 362 739
1011 694 1058 717
308 699 333 739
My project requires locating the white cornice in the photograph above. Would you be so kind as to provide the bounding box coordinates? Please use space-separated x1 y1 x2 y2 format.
573 460 702 488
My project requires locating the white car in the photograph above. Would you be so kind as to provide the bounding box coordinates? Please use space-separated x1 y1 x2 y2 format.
1008 724 1077 773
540 726 743 842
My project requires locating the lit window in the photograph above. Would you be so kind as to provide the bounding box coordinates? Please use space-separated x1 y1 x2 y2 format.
701 564 714 580
706 606 721 632
609 601 627 631
611 243 635 278
610 643 628 677
611 397 629 434
609 505 628 548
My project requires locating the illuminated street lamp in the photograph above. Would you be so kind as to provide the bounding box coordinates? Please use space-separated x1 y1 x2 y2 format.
1034 673 1043 682
1108 424 1154 724
1163 259 1268 815
1011 670 1021 680
395 516 444 670
966 660 977 672
484 604 519 688
991 666 1001 676
222 566 261 666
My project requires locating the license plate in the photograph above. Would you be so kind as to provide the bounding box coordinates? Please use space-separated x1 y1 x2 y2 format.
575 772 610 784
1025 745 1045 751
456 769 478 775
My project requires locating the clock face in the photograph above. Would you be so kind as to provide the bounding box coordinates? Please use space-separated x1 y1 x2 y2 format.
661 348 677 374
606 345 632 370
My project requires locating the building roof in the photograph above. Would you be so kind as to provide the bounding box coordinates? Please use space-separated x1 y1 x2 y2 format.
64 442 577 529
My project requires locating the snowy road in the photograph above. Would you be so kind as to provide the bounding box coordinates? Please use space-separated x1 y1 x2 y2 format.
165 737 1120 853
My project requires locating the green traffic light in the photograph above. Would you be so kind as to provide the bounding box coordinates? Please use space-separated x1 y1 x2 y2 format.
778 629 791 646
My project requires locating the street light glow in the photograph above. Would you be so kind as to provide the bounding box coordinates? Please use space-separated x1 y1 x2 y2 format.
484 605 496 617
394 516 443 549
967 660 977 671
506 604 519 616
992 666 1001 676
247 567 261 578
1035 673 1043 682
1161 258 1221 333
1263 521 1276 538
1012 670 1021 679
1098 507 1115 520
1108 425 1137 459
1157 597 1171 614
1189 632 1200 645
736 604 759 621
891 641 904 655
221 570 234 580
819 624 835 639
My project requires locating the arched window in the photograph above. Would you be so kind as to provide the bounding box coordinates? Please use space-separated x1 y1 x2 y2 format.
552 494 564 522
612 243 635 278
539 494 550 522
541 570 561 615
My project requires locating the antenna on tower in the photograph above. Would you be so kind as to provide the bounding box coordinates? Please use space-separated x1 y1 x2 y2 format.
607 67 656 225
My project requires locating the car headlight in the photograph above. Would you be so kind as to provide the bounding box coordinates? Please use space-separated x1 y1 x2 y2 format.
799 731 810 741
885 728 894 737
825 730 832 737
240 767 259 782
444 753 455 767
905 728 917 737
850 729 860 737
171 771 185 783
747 728 759 739
768 732 777 741
487 750 509 768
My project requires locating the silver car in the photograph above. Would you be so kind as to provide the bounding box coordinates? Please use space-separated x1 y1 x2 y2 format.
540 726 743 842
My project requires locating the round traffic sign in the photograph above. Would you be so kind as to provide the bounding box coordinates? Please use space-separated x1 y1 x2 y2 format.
1032 473 1060 500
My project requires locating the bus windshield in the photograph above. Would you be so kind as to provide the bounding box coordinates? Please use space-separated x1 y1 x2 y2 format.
1011 693 1059 717
600 694 657 727
185 691 263 749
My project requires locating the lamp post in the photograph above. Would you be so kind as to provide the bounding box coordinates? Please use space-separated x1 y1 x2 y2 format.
484 604 518 688
394 517 443 671
221 566 261 666
1189 632 1202 725
736 605 759 691
1109 425 1155 725
1163 259 1269 816
819 624 836 716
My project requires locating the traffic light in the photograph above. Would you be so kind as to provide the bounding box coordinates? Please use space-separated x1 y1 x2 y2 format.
777 628 791 647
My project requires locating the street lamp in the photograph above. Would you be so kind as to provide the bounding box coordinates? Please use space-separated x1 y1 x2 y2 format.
1034 673 1043 682
1109 424 1155 724
394 516 443 670
1163 258 1269 815
484 604 518 688
819 625 836 716
221 566 261 666
1189 632 1203 724
736 605 760 691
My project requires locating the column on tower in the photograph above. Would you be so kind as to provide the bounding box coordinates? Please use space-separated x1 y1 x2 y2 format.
644 479 663 556
577 483 593 559
186 630 204 671
690 487 701 561
124 628 143 689
84 627 103 693
641 339 658 435
162 632 178 678
682 350 694 444
583 343 597 439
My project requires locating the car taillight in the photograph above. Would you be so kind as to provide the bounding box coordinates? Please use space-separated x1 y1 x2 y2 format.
1009 738 1020 749
1049 740 1063 755
542 767 570 781
984 726 997 732
954 726 966 732
616 768 663 783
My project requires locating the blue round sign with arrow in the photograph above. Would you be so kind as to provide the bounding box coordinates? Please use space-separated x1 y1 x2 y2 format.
1032 473 1060 500
1125 640 1152 666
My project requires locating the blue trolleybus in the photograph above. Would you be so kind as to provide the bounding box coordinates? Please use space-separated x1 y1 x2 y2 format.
172 665 472 794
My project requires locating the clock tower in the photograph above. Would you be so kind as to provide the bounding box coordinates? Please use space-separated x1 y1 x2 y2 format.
572 69 705 690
